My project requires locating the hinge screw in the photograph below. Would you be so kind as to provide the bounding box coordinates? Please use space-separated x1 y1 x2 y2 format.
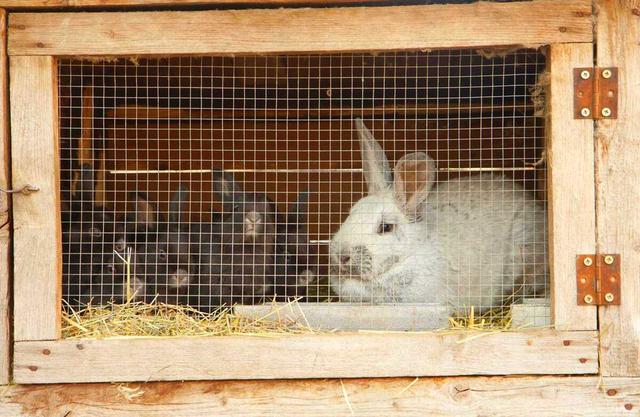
584 294 594 304
602 107 612 117
580 70 591 80
602 69 612 79
583 257 593 266
580 107 591 117
605 293 615 303
604 255 614 265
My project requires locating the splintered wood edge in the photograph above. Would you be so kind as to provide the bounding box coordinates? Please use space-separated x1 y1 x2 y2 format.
7 0 592 56
13 330 597 383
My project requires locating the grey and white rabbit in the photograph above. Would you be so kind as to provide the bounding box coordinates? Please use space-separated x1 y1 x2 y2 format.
329 119 547 313
195 170 279 309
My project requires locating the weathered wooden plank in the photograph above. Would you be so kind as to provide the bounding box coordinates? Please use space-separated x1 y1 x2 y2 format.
547 43 597 331
8 0 593 56
2 376 639 416
9 56 61 342
14 330 597 383
0 0 391 8
0 8 11 386
595 0 640 377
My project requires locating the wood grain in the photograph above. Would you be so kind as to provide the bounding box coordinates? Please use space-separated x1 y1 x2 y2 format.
2 376 638 416
0 8 11 385
9 56 61 342
14 330 597 383
546 44 597 331
595 0 640 377
7 0 593 56
0 0 393 8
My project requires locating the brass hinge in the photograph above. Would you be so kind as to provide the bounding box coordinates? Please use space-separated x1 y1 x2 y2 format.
574 67 618 120
576 254 621 306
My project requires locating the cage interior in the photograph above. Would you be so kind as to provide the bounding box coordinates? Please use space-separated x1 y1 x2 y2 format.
59 49 549 331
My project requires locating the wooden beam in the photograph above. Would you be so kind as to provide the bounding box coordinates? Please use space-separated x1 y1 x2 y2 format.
595 0 640 377
7 0 593 56
1 376 639 416
547 44 597 331
14 330 597 384
0 8 11 385
0 0 392 8
9 56 61 342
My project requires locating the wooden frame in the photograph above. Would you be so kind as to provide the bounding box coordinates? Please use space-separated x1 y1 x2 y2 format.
2 376 640 416
595 0 640 377
0 8 11 385
9 55 61 343
14 330 598 384
7 0 592 56
6 0 602 384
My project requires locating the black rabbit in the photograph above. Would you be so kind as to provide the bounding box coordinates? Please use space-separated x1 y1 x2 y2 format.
194 171 279 310
273 190 317 301
62 164 126 307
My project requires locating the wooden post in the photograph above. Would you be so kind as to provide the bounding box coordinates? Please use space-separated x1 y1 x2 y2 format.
546 44 597 330
0 8 11 385
9 56 61 342
595 0 640 377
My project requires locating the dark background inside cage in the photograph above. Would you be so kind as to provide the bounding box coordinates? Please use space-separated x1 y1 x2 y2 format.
59 49 547 309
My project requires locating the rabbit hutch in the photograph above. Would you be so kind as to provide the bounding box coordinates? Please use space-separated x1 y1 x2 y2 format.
1 0 640 415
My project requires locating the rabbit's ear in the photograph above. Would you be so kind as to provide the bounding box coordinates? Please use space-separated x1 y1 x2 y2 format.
287 190 310 225
168 184 189 224
212 169 243 204
393 153 436 220
73 163 95 203
355 119 392 194
130 192 158 229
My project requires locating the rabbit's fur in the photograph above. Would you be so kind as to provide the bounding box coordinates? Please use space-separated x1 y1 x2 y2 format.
329 119 547 312
273 191 317 301
195 170 279 309
63 164 127 305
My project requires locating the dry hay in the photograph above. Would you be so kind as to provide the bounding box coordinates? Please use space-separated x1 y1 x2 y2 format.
62 298 318 339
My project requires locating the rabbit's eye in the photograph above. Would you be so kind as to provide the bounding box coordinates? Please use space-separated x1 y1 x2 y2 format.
377 222 394 235
158 249 167 261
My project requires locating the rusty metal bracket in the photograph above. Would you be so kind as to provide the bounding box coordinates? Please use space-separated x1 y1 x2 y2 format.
574 67 618 120
576 254 621 306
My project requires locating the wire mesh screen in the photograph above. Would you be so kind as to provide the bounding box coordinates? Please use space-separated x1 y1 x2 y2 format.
59 49 549 328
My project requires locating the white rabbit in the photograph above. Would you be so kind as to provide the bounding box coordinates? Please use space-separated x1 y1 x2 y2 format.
329 119 548 312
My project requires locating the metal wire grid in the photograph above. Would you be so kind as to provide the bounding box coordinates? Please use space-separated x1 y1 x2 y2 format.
58 49 548 324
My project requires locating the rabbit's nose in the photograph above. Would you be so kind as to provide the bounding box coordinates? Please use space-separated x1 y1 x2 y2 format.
340 255 351 265
246 211 261 223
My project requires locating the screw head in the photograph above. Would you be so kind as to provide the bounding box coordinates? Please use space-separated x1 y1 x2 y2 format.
581 107 591 117
583 257 593 267
584 294 594 304
580 70 591 80
602 69 612 79
604 255 614 265
605 293 615 303
601 107 612 117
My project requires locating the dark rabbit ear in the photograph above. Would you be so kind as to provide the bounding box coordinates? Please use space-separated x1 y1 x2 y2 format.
130 192 158 230
168 184 189 224
73 164 95 203
212 169 243 207
287 190 310 225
